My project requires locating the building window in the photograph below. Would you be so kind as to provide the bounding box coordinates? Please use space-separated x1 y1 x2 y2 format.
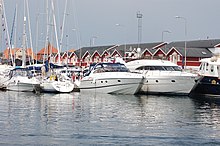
177 55 180 61
169 55 172 61
158 54 163 57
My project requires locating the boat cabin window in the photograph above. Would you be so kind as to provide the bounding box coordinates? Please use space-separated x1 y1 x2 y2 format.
172 66 182 71
136 66 181 71
206 63 209 71
199 63 203 71
164 66 175 71
11 69 31 77
154 66 164 70
218 66 220 78
210 65 214 72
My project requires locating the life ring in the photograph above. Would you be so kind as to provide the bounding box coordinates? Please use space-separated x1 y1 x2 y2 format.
211 80 216 84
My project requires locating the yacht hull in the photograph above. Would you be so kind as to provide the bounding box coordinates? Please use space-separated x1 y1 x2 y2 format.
140 76 196 95
6 77 40 92
40 80 74 93
189 76 220 99
7 82 37 92
0 76 10 89
80 72 143 95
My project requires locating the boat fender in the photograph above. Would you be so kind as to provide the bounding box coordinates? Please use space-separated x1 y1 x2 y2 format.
50 75 56 81
92 78 96 84
72 73 76 81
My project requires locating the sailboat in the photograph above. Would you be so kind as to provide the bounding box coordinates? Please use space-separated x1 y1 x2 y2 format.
40 0 74 93
6 2 41 92
0 64 13 89
6 67 40 92
0 0 15 89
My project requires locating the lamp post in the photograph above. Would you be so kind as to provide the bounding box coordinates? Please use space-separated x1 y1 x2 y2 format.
137 11 143 48
66 34 69 65
175 16 187 69
162 30 171 42
90 36 97 47
115 23 127 59
72 28 82 67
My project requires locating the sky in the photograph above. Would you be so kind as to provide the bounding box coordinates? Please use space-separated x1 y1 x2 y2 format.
2 0 220 52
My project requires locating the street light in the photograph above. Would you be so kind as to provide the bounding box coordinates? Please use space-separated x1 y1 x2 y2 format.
162 30 171 42
115 23 127 59
72 28 82 66
175 16 187 69
90 36 97 47
137 11 143 47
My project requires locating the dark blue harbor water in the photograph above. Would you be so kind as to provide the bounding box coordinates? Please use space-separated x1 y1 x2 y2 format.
0 91 220 145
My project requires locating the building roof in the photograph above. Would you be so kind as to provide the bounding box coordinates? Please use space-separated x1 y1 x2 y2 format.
174 47 213 57
3 48 36 59
166 39 220 48
115 42 163 54
37 43 58 55
74 45 116 57
68 49 75 52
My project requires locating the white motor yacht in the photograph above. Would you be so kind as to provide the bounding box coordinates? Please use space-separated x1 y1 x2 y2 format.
79 62 144 95
126 59 197 95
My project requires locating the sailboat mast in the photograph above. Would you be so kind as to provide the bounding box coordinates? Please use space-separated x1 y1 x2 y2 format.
35 11 39 64
25 0 34 64
43 0 49 64
2 0 14 65
59 0 68 54
0 0 2 51
22 0 27 68
22 16 27 67
10 6 16 48
10 5 17 65
51 0 60 64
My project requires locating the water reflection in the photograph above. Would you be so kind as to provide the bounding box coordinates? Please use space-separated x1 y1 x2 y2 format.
0 91 220 145
39 93 75 129
191 98 220 139
136 95 220 143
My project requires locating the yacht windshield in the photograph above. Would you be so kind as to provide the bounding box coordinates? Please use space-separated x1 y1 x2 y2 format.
10 68 32 77
94 63 129 73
